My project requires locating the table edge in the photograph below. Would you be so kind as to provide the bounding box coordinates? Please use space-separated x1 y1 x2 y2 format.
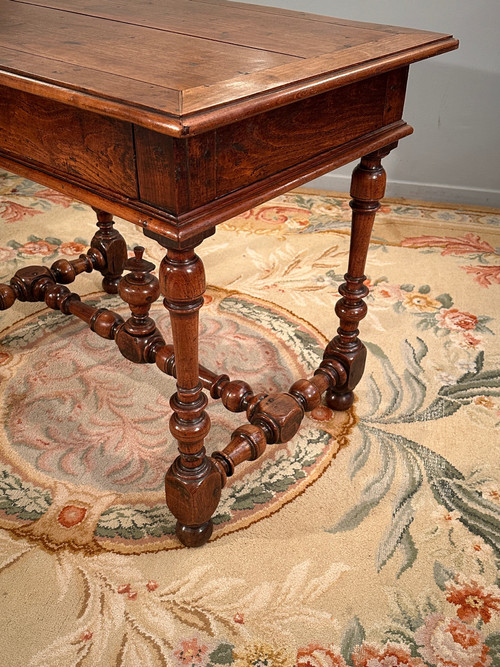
0 36 458 137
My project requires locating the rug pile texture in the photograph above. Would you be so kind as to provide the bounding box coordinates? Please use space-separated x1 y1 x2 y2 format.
0 170 499 666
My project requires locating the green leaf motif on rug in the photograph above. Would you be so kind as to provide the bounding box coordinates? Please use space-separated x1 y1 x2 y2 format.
433 560 456 590
220 296 324 371
96 504 175 539
0 468 51 520
341 616 366 665
208 643 235 665
326 341 500 577
215 430 328 521
485 633 500 665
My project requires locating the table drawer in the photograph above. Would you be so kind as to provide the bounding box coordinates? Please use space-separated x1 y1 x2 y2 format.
214 70 406 197
0 85 138 199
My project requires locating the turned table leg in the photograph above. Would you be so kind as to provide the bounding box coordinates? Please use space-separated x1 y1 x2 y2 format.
324 146 392 410
160 247 222 547
90 208 128 294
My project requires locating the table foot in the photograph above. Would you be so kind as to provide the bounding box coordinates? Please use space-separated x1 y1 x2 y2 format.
325 388 354 411
176 520 214 548
101 275 122 294
165 454 222 547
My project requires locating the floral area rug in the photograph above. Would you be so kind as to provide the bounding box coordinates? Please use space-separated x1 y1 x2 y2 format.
0 170 499 666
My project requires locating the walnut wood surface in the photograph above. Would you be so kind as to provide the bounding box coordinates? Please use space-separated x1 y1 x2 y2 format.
0 0 457 135
0 85 137 197
0 0 457 246
213 71 397 197
324 149 391 410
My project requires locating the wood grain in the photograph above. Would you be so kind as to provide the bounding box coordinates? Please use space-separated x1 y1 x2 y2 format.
0 84 137 196
0 0 458 135
133 127 188 214
11 0 382 58
214 73 389 196
0 1 298 90
0 121 412 248
181 33 455 116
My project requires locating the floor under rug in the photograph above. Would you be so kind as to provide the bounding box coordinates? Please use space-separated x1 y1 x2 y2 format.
0 171 499 666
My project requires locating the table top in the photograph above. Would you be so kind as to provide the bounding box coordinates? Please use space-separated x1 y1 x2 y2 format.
0 0 457 136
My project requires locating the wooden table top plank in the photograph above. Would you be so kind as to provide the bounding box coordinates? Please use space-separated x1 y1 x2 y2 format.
10 0 388 59
0 1 299 90
0 0 458 136
0 45 182 115
181 32 457 117
191 0 434 35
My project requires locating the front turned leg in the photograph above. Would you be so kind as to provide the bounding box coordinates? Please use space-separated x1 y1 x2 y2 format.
160 247 222 547
90 208 127 294
324 147 391 411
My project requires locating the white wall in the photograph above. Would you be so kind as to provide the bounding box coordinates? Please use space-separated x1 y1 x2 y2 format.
237 0 500 207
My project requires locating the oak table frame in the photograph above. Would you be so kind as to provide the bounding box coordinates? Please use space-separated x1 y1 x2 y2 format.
0 0 458 546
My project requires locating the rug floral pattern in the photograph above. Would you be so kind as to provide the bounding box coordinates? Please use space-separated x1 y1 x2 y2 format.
0 171 499 666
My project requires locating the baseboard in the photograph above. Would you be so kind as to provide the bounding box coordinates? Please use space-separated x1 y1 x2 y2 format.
307 172 500 209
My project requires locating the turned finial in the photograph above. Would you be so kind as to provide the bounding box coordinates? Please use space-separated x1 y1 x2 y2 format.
116 246 164 363
119 246 159 307
123 246 156 280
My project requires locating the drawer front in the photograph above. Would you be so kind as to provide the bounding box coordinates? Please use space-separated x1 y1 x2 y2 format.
0 85 138 198
214 70 405 196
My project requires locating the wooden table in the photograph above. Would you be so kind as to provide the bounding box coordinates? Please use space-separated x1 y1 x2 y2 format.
0 0 457 546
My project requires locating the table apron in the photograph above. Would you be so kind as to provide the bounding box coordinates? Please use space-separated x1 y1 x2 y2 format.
0 67 410 247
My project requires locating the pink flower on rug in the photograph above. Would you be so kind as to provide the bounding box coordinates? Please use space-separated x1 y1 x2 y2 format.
296 643 347 666
117 584 131 594
453 331 483 350
80 630 93 642
352 641 425 666
372 283 403 303
60 241 86 255
414 614 491 667
436 308 478 331
462 265 500 288
446 577 500 624
254 204 310 225
239 203 310 225
401 233 495 256
0 246 17 261
0 201 43 222
173 638 209 665
146 580 159 592
57 504 87 528
32 188 74 208
18 240 57 256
